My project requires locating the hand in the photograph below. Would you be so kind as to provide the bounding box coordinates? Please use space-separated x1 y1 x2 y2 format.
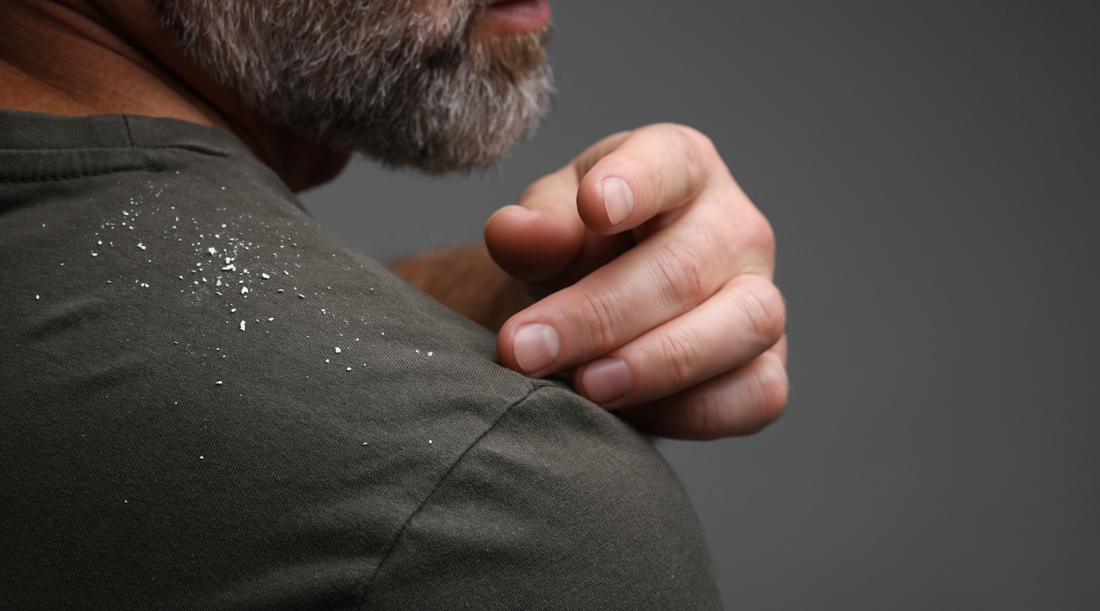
485 124 788 440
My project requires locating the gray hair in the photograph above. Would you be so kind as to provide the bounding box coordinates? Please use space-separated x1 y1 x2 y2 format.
154 0 552 173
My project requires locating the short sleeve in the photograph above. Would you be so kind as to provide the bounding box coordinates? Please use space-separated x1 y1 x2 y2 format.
360 385 724 611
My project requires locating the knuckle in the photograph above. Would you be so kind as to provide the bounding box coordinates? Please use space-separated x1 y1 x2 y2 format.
746 212 776 257
650 124 707 193
723 205 775 274
575 289 624 349
652 235 709 306
653 328 700 389
735 277 786 347
678 125 718 160
698 358 788 438
657 123 715 156
692 389 728 440
751 357 789 423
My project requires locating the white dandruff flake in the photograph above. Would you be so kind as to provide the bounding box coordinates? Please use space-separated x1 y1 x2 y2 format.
91 252 98 257
298 294 305 299
241 286 249 295
208 247 217 255
427 352 433 357
215 381 223 385
137 242 146 250
335 347 341 353
346 367 352 371
261 273 270 279
268 317 274 322
240 320 246 332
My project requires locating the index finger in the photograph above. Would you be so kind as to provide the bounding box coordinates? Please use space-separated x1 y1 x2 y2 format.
576 124 721 235
483 131 633 283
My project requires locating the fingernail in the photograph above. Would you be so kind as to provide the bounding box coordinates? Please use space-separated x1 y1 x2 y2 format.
580 357 631 404
602 177 634 227
513 323 560 374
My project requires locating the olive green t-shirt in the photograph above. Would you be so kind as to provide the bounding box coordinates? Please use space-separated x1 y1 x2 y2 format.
0 109 723 610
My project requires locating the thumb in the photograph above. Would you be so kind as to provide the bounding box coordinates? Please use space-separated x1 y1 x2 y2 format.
485 130 635 283
484 176 585 282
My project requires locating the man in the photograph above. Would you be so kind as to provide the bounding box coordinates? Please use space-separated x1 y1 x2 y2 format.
0 0 787 607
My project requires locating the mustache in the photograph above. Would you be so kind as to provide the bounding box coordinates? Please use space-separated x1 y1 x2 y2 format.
460 0 511 40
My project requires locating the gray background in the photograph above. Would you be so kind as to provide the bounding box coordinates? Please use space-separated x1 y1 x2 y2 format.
300 1 1100 608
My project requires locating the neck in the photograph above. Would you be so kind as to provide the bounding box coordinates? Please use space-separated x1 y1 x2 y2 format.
0 0 350 191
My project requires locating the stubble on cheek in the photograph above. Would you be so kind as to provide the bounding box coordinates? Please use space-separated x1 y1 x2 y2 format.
416 0 550 82
153 0 553 172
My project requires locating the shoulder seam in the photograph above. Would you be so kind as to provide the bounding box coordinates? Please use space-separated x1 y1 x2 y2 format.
355 381 541 609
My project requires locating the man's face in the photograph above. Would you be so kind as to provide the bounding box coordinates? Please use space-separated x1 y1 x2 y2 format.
153 0 552 173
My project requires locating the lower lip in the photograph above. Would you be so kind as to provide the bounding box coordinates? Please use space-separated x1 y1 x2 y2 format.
478 0 551 36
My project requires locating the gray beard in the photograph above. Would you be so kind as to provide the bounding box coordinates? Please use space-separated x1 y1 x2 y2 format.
153 0 553 173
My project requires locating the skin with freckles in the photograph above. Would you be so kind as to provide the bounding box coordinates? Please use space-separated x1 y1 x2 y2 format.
0 0 788 439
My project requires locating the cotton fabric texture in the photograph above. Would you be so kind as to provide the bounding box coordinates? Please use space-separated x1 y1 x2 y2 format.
0 110 722 610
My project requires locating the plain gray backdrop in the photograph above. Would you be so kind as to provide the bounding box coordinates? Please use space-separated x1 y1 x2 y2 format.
299 1 1100 608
